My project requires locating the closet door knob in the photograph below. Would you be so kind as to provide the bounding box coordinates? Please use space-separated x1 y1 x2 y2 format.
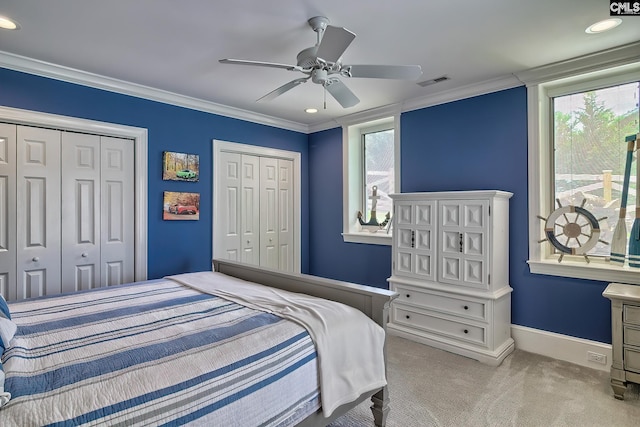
32 257 39 262
463 305 469 310
81 253 88 258
463 329 469 334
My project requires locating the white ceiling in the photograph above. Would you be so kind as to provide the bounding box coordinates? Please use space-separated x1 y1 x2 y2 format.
0 1 638 131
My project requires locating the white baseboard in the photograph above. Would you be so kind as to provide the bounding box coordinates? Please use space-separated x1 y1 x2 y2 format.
511 325 612 372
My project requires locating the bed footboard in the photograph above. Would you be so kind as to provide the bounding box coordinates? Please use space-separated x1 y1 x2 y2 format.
212 259 397 426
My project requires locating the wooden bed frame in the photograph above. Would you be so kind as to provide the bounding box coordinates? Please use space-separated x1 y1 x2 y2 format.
212 259 398 427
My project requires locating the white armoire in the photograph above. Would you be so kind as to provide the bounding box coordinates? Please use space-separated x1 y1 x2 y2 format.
0 123 134 301
214 144 296 273
387 190 513 366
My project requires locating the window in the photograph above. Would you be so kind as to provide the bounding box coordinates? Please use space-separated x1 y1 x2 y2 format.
520 43 640 284
341 108 400 245
363 125 394 224
552 82 639 259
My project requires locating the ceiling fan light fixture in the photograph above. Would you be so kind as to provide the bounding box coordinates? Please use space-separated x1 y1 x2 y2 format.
585 18 621 34
0 15 20 30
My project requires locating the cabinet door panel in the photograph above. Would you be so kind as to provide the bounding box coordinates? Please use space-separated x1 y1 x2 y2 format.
393 201 436 281
439 200 489 289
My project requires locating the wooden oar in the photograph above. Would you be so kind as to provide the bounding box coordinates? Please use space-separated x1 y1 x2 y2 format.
611 134 636 265
628 134 640 267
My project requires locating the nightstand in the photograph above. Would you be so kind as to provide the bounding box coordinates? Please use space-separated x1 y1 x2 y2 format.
602 282 640 400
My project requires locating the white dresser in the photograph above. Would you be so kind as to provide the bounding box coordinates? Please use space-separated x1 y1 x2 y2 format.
602 282 640 400
387 190 514 366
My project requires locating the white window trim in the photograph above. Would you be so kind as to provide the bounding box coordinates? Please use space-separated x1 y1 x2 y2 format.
517 41 640 284
339 105 401 245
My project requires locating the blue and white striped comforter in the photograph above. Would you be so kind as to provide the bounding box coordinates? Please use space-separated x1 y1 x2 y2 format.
0 279 321 426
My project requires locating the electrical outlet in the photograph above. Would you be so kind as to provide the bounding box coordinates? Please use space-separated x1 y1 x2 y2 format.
587 351 607 365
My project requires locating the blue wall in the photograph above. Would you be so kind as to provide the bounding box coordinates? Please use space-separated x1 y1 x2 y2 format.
0 68 310 278
309 87 612 343
3 67 613 343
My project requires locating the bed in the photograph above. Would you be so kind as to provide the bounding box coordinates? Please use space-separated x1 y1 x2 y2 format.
0 259 397 426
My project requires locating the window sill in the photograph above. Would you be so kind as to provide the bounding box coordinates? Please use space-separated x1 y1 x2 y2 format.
528 258 640 285
342 232 392 246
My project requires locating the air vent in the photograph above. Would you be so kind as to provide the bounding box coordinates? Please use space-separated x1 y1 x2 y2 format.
417 75 450 87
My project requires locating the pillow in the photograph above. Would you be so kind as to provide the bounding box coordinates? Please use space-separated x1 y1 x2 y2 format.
0 360 9 406
0 295 14 407
0 295 16 351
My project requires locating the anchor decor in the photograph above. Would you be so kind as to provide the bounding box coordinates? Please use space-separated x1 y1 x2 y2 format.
357 185 391 233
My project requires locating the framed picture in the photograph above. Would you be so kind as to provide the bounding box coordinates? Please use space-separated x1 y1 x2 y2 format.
163 191 200 221
163 151 199 182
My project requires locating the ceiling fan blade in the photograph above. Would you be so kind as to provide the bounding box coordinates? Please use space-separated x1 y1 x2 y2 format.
219 58 302 72
347 64 423 80
257 77 309 102
316 25 356 63
325 78 359 108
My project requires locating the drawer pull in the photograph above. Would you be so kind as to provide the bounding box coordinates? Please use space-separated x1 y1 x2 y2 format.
463 329 469 334
406 294 411 298
405 315 411 319
463 305 469 310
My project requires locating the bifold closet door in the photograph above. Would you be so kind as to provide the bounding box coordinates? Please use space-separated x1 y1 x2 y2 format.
100 136 134 286
61 132 101 292
216 151 242 261
241 154 260 265
16 126 62 299
61 134 135 291
0 123 17 299
277 159 294 272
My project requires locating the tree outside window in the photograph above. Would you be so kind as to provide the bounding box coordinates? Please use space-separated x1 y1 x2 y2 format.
553 82 639 257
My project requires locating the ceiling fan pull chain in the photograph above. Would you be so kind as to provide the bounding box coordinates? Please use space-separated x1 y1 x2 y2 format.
324 85 327 110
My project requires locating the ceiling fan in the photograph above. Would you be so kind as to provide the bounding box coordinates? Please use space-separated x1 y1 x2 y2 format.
219 16 423 108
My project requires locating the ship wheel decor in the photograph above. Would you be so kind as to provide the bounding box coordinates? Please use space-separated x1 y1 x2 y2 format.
537 199 609 263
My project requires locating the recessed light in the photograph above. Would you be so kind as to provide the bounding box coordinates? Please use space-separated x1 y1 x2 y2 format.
585 18 622 34
305 108 318 114
0 15 20 30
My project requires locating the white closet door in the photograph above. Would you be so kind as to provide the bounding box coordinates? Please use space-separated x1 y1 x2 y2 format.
241 154 260 265
61 132 101 292
260 157 279 269
100 136 135 286
16 126 61 299
277 159 294 272
216 151 242 261
0 124 16 300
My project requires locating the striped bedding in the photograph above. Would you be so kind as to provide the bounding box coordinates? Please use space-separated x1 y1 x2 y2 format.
0 278 323 426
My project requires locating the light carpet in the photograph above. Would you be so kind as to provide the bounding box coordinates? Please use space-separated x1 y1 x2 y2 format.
330 335 640 426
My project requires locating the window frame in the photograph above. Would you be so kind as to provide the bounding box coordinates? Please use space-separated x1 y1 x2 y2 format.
520 43 640 284
340 107 401 245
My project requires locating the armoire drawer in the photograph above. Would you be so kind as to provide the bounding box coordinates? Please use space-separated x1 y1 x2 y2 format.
624 326 640 347
393 305 486 346
624 347 640 373
624 304 640 326
393 284 486 321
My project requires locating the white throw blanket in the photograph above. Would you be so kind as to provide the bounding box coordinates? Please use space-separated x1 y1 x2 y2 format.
167 271 387 417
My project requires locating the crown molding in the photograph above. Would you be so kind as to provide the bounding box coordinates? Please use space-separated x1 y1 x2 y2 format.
514 41 640 86
0 50 309 133
401 74 523 113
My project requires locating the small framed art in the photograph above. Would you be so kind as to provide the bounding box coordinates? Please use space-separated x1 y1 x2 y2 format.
163 151 199 182
163 191 200 221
